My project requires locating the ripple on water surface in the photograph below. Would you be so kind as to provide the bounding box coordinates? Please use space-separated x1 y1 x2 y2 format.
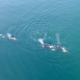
0 0 80 80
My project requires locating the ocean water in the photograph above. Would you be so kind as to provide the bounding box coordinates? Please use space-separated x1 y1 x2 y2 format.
0 0 80 80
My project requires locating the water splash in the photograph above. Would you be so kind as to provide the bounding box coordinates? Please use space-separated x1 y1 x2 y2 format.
38 38 44 45
55 33 60 44
0 34 3 36
7 33 17 40
7 33 11 38
43 33 47 40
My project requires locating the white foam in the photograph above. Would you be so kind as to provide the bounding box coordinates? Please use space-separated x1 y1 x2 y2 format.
0 34 2 36
51 48 55 51
9 37 17 40
2 36 5 38
62 47 67 52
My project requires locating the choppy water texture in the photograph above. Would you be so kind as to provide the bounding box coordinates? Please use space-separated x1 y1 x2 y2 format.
0 0 80 80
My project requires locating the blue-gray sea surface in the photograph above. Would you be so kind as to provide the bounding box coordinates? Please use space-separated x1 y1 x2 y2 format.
0 0 80 80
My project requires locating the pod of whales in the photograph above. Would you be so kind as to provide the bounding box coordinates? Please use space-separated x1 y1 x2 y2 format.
0 33 69 53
